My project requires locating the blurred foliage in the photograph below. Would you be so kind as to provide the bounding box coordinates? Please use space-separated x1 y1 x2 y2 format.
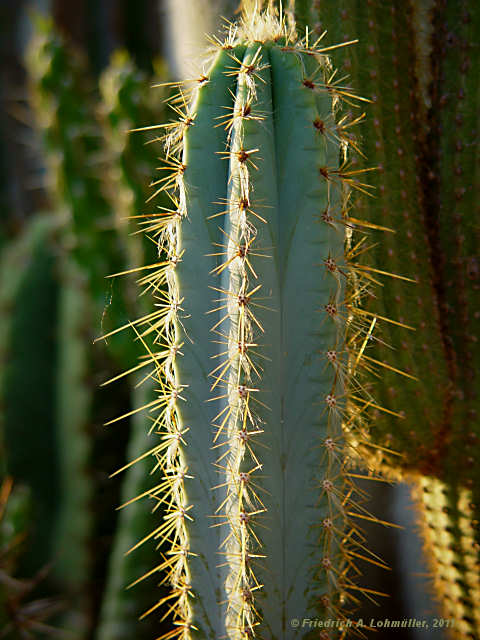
0 8 172 639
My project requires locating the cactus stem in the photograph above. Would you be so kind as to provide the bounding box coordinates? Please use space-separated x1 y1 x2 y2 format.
102 8 411 637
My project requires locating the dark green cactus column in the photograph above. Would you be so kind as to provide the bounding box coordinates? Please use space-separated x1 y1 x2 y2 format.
52 258 94 636
0 215 60 578
302 1 480 637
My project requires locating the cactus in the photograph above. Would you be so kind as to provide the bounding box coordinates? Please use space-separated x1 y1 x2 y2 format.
52 258 95 635
0 214 60 578
286 1 480 636
290 0 480 478
0 215 98 634
10 3 476 638
309 0 452 477
115 7 393 638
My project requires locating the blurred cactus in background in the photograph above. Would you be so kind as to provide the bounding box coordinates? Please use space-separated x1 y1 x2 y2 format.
0 215 60 580
26 15 135 367
283 1 480 637
0 8 173 639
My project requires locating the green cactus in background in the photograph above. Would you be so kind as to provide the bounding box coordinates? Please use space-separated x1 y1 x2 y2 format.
114 6 393 638
25 14 134 368
0 214 60 578
96 51 174 639
0 214 98 636
19 17 171 638
26 17 111 300
52 258 95 635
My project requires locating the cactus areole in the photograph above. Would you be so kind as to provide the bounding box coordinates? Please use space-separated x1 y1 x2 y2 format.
128 11 378 639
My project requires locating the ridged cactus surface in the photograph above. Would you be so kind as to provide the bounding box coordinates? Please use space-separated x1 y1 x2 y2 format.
119 9 386 639
301 0 480 480
291 1 480 637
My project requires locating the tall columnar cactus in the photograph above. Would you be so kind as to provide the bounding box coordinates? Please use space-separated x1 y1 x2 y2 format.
120 8 388 638
284 1 479 636
0 214 101 636
53 257 95 636
293 1 444 473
